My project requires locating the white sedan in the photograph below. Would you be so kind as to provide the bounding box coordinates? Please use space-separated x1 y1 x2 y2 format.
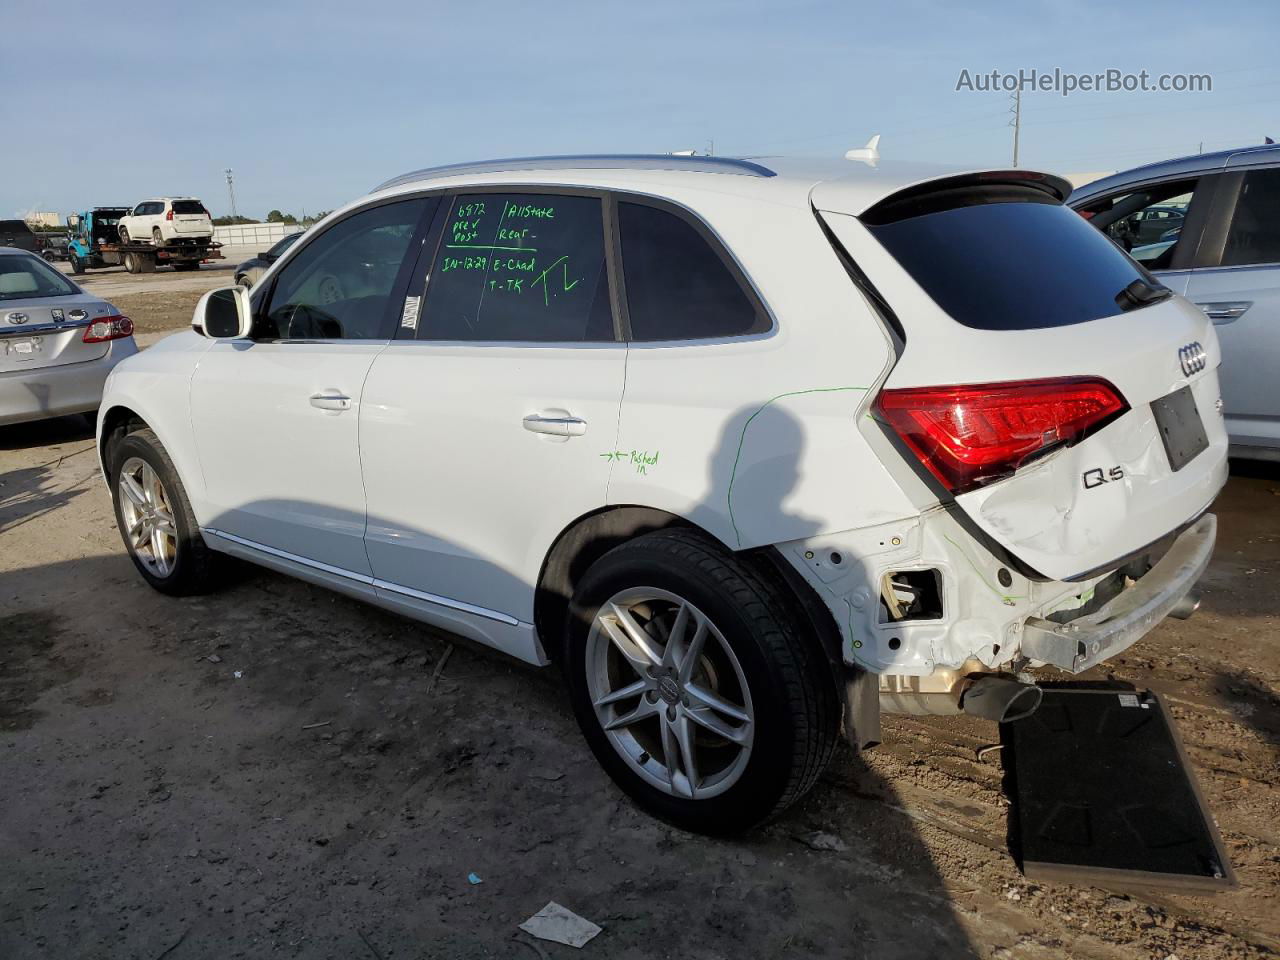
0 247 137 426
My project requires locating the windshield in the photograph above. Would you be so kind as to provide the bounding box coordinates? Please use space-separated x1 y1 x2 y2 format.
0 253 79 301
269 232 302 256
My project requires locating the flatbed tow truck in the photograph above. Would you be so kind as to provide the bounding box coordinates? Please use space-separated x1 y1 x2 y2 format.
65 207 224 275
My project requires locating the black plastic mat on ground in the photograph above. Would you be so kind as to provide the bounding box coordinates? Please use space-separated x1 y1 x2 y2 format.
1003 686 1236 892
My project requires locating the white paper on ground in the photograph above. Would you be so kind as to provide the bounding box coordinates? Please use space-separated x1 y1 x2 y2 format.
518 901 602 949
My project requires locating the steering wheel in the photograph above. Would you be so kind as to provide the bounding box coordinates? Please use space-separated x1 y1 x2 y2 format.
316 274 345 305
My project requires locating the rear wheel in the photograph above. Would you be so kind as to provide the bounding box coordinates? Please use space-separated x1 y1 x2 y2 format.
137 254 155 274
109 427 224 596
565 529 840 834
122 252 137 274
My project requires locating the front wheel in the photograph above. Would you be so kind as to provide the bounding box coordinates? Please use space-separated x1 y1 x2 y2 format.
69 253 84 275
109 427 224 595
565 529 840 834
119 226 130 243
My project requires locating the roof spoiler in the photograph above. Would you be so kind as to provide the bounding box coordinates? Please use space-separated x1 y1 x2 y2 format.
860 170 1072 226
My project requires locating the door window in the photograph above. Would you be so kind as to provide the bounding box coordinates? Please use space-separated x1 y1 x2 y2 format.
617 201 767 340
417 193 613 342
1076 179 1198 271
257 198 430 341
1222 168 1280 267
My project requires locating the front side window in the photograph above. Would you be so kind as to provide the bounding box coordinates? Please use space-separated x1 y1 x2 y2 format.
132 204 148 217
1076 179 1199 270
1222 168 1280 267
257 198 428 340
618 202 766 341
418 193 612 342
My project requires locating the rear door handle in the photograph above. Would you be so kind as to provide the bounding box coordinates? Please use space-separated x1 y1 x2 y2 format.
1195 300 1252 323
523 413 587 438
310 392 352 412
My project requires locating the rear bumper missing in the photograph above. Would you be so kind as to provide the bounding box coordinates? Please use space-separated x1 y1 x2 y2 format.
1020 514 1216 673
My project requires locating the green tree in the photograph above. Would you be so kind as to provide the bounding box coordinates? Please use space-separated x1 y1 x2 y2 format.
266 209 285 223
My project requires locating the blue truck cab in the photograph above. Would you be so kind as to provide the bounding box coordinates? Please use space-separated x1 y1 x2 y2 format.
66 208 131 274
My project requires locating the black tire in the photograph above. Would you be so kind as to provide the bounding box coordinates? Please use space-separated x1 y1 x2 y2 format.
108 427 224 596
152 228 164 247
122 252 137 274
138 254 155 274
564 529 840 834
69 253 84 275
119 226 130 243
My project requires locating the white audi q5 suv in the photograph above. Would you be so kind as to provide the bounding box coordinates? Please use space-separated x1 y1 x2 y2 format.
97 154 1226 832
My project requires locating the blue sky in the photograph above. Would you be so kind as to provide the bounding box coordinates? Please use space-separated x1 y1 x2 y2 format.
4 0 1277 219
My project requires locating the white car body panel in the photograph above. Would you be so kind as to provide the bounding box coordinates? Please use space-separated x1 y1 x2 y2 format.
97 156 1227 681
190 341 383 575
360 341 628 647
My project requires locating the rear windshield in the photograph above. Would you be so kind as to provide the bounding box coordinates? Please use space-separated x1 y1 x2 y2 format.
864 192 1152 330
0 253 78 300
171 201 208 215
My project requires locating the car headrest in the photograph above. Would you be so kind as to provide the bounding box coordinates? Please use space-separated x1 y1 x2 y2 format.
0 271 39 295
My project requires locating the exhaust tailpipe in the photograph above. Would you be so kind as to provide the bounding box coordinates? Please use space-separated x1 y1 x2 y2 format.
1168 591 1201 620
961 675 1042 723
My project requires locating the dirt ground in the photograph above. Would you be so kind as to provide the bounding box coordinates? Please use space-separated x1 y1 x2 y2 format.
1 283 1278 959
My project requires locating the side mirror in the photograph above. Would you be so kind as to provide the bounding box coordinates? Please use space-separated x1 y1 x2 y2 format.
66 215 81 230
195 286 253 339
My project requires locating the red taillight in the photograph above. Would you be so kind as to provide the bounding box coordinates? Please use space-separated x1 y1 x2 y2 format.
82 314 134 343
874 377 1127 495
166 208 174 221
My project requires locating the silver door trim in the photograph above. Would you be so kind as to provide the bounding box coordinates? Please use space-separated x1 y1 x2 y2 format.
202 527 520 626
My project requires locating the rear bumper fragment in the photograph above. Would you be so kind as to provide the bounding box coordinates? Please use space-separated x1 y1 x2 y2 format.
1020 513 1216 673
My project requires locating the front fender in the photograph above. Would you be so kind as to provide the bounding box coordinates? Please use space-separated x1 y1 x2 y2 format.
98 332 214 521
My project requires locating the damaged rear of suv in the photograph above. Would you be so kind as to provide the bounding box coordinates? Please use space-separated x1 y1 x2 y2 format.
99 154 1226 834
807 169 1225 732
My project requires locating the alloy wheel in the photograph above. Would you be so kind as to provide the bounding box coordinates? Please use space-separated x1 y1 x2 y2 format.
586 588 754 800
117 456 178 577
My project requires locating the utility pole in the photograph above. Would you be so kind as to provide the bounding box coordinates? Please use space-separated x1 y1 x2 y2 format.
224 168 238 220
1009 87 1022 167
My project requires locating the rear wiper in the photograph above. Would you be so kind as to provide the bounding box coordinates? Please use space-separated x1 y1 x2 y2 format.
1115 278 1172 312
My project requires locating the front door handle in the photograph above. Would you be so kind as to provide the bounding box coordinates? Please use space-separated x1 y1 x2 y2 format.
523 413 587 438
1196 300 1252 324
309 392 352 412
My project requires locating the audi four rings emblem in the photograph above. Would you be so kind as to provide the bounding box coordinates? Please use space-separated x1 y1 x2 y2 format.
6 312 29 325
1178 341 1207 377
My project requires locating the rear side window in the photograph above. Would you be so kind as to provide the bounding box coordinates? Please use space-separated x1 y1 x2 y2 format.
1222 169 1280 267
618 202 766 340
865 188 1151 330
418 193 613 342
171 200 208 215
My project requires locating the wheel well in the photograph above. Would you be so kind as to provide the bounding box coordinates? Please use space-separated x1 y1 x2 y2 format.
533 506 846 674
99 406 149 478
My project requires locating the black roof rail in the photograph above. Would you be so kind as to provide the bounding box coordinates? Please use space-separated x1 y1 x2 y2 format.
373 154 776 192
